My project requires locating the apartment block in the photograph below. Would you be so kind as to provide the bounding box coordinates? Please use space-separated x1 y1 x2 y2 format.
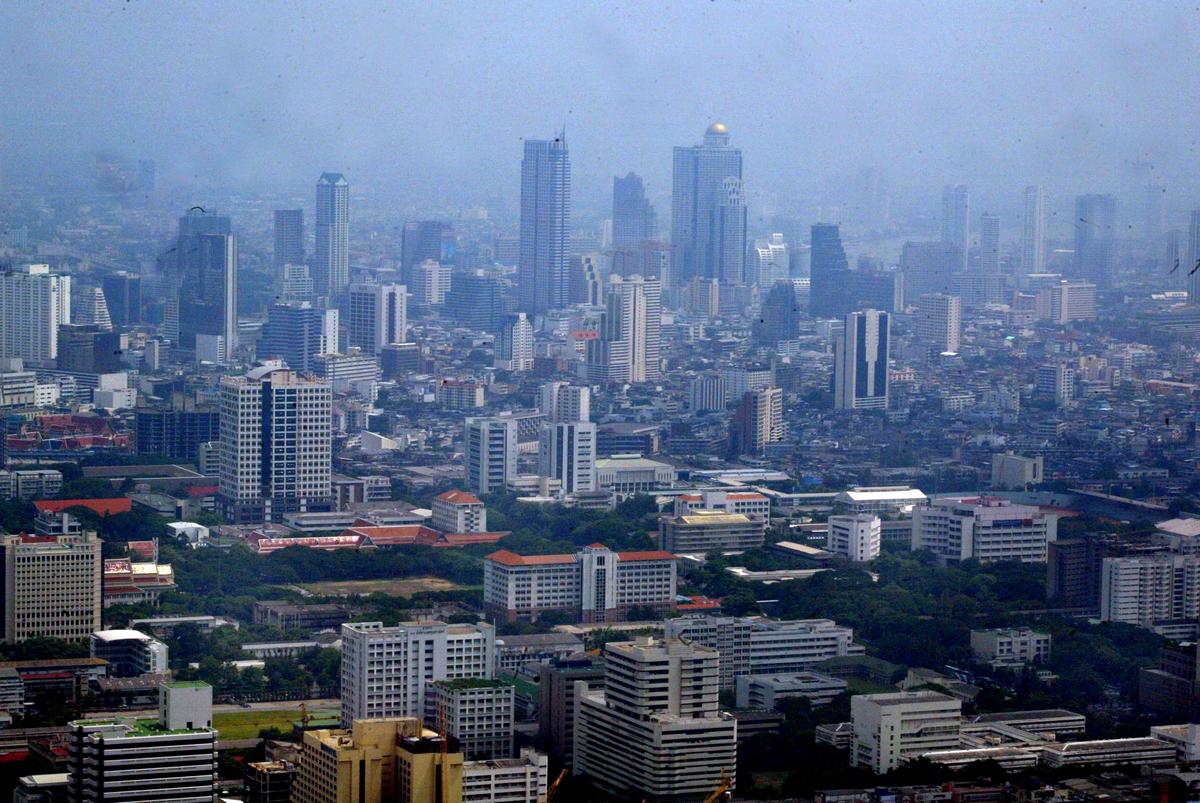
431 490 487 534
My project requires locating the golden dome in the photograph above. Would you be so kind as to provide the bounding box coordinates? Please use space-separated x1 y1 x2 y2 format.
707 122 729 135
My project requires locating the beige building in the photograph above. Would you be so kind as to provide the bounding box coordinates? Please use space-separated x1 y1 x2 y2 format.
2 531 101 643
659 510 765 553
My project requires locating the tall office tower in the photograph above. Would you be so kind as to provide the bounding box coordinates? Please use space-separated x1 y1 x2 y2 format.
273 208 305 269
1144 184 1166 240
538 421 597 494
1074 194 1117 285
1021 185 1046 273
177 231 237 356
446 271 502 331
135 393 219 463
464 416 518 494
101 271 141 327
409 259 451 307
729 387 784 456
56 324 124 373
749 233 789 287
259 302 338 373
495 312 533 371
569 253 603 304
979 212 1001 273
809 223 851 318
0 263 71 366
346 283 407 354
74 286 112 331
401 220 456 283
315 172 349 297
834 309 890 410
941 184 970 272
340 620 495 725
217 366 333 524
68 683 217 803
671 122 746 287
900 241 959 298
1190 211 1200 303
0 530 100 643
575 637 736 802
585 274 661 383
173 208 230 346
755 280 801 345
518 134 571 314
915 293 962 355
538 381 590 423
612 172 656 252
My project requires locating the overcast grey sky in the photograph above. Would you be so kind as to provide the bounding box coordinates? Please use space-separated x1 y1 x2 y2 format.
2 1 1198 215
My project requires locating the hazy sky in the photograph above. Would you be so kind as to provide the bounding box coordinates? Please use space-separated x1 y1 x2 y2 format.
3 1 1199 216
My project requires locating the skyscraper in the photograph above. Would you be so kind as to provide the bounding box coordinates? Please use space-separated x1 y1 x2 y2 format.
749 233 789 287
612 172 656 252
75 286 112 331
979 213 1000 273
1 264 72 366
273 208 305 269
941 184 970 273
401 220 456 283
835 309 890 410
538 421 597 494
518 135 571 314
585 274 661 383
217 366 333 523
1074 194 1117 286
1021 185 1046 273
915 293 962 355
346 283 407 354
101 271 141 327
315 173 349 297
446 271 502 332
1188 211 1200 304
729 387 784 456
465 416 518 495
538 382 590 423
671 123 746 286
809 223 851 318
259 302 338 373
495 312 533 372
755 280 801 345
178 232 237 356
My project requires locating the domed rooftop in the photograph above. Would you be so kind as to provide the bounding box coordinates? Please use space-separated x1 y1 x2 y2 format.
707 122 729 135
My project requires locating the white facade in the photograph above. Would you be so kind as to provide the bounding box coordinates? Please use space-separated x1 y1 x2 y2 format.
595 454 675 496
495 313 534 372
432 490 487 533
969 628 1051 667
585 274 661 383
411 259 451 306
463 749 549 803
915 293 961 355
426 680 514 760
991 453 1044 490
538 382 590 423
912 495 1055 564
1100 553 1200 628
466 417 518 495
851 691 962 774
828 514 882 562
537 421 597 494
0 264 70 366
1022 185 1046 273
674 490 770 522
346 283 408 354
340 620 495 726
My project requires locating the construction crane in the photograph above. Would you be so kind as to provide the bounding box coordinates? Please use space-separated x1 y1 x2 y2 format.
541 768 567 803
703 770 732 803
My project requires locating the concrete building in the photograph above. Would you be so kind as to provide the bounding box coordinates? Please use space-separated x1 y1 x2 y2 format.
659 510 765 552
0 264 70 366
1101 553 1200 629
537 654 605 766
915 294 961 355
734 671 848 709
217 366 333 524
674 490 770 523
941 185 970 273
835 309 890 410
432 490 487 533
1 531 101 643
912 495 1056 565
426 679 514 760
991 453 1044 490
483 544 675 623
463 749 548 803
595 454 675 497
495 313 534 372
672 123 746 287
436 379 485 410
315 173 350 296
574 637 736 802
828 514 882 562
537 421 597 494
518 135 571 314
465 417 518 495
585 274 661 383
833 486 928 516
410 259 451 307
729 387 784 455
89 629 169 677
969 628 1051 668
340 621 495 726
537 382 589 423
347 283 408 354
851 691 962 773
1022 185 1045 273
259 302 338 374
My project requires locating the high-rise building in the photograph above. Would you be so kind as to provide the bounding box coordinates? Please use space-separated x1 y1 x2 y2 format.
612 172 656 252
410 260 451 307
900 240 960 298
102 271 141 327
749 233 789 287
340 620 495 725
446 271 503 332
979 212 1000 272
465 417 518 495
346 283 407 354
1022 185 1046 273
178 232 237 357
1188 211 1200 304
0 530 101 643
834 310 890 410
0 263 71 366
401 221 456 283
56 324 124 373
569 253 603 304
538 382 590 423
538 421 597 494
75 286 112 331
689 373 726 413
276 262 315 304
1074 194 1117 285
135 393 219 463
425 679 514 760
315 173 349 297
915 293 962 355
729 387 783 456
518 135 571 314
671 123 746 286
574 637 737 802
495 312 533 372
585 274 661 383
259 302 338 373
755 280 801 344
941 184 970 273
538 654 605 766
809 223 851 318
217 366 333 524
273 209 305 269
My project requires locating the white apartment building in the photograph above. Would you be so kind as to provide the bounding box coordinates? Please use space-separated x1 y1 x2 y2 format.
537 382 590 423
217 366 333 524
346 282 408 353
689 373 726 413
483 544 676 623
340 620 496 727
466 417 518 495
674 489 770 523
912 495 1055 564
432 490 487 533
463 749 549 803
915 293 962 355
537 421 597 494
2 531 101 644
969 628 1051 668
0 264 70 366
574 637 736 802
1100 553 1200 628
426 679 514 760
664 615 862 689
495 313 534 372
851 691 963 774
584 274 661 383
828 514 882 562
411 259 451 306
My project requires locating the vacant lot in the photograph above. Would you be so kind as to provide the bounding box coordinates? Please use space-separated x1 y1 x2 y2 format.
300 577 463 597
213 709 316 740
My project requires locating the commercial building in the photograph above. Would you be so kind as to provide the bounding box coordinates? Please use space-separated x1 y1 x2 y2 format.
537 382 589 423
664 615 862 689
346 283 408 354
175 219 237 358
425 679 514 760
102 271 141 327
1 531 101 643
828 514 882 562
465 417 518 495
585 274 662 383
833 486 928 516
1022 185 1046 273
495 313 533 372
912 496 1055 565
835 310 890 410
134 395 219 464
259 302 338 374
1074 194 1116 286
340 621 495 725
537 654 605 766
244 760 296 803
518 135 571 314
659 510 765 552
483 544 675 624
537 421 597 494
851 691 962 774
409 259 451 307
217 366 333 524
315 173 350 296
432 490 487 534
89 629 169 677
969 628 1051 668
401 221 455 282
0 264 70 366
671 123 746 287
436 380 485 410
734 671 848 710
575 637 736 802
273 208 305 269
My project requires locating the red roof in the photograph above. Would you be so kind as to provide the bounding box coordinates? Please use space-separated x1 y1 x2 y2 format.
435 490 482 505
127 541 156 560
486 549 575 567
35 498 132 516
617 550 677 562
